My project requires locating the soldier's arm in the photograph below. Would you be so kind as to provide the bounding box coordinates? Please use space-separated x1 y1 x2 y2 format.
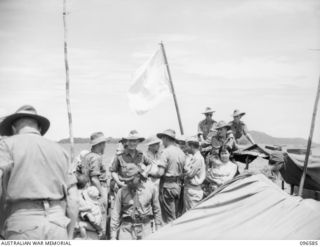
111 172 126 187
110 156 126 187
197 121 205 142
184 159 201 178
89 156 108 205
91 176 108 208
66 184 79 239
242 124 255 145
110 189 122 240
0 141 13 200
156 151 168 177
246 134 255 145
151 186 162 230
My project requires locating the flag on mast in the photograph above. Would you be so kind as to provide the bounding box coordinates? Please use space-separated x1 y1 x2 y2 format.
128 48 171 115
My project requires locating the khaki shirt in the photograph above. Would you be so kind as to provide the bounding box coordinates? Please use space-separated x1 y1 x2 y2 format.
184 151 206 186
145 150 161 161
110 149 152 178
229 120 248 140
210 135 238 155
82 152 107 183
158 144 186 178
0 129 76 202
198 119 217 140
110 180 162 239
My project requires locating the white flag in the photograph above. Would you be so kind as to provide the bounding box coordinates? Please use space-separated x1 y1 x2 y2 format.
128 48 171 115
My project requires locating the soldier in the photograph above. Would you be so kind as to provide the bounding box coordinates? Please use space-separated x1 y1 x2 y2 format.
72 150 89 174
156 129 186 224
183 137 206 212
229 109 255 145
145 137 162 189
0 105 78 239
80 132 108 238
110 163 162 240
110 130 152 193
210 121 238 159
145 137 161 161
197 107 217 142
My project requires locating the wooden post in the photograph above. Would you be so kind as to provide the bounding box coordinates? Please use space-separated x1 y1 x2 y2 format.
160 42 184 135
63 0 75 161
298 78 320 196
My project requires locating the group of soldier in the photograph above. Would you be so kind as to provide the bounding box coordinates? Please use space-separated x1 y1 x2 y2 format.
0 105 254 240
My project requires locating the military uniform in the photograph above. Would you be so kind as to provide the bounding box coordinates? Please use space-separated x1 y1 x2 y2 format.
80 152 108 237
158 144 186 224
145 150 161 189
229 120 248 140
110 180 162 240
110 149 152 180
109 149 153 212
0 129 76 240
81 152 107 186
183 151 206 212
198 119 217 141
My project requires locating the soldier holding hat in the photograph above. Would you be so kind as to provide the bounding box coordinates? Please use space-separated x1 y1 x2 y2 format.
0 105 78 239
229 109 255 145
198 107 217 142
110 163 162 240
155 129 186 224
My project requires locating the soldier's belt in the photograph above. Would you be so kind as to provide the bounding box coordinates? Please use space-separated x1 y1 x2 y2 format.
122 215 153 224
7 199 66 214
162 176 181 183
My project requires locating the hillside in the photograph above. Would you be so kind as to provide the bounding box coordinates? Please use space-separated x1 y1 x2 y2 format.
249 131 311 146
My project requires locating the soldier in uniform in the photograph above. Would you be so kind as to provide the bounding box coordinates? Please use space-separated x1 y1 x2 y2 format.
110 130 152 194
183 137 206 212
229 109 255 145
110 163 162 240
145 137 161 161
197 107 217 142
144 137 162 189
156 129 186 224
0 105 78 239
80 132 109 238
209 121 238 159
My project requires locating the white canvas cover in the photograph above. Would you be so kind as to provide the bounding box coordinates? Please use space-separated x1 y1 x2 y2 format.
148 173 320 240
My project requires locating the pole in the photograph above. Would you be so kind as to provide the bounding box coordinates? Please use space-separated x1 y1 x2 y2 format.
160 42 184 135
63 0 75 161
298 78 320 196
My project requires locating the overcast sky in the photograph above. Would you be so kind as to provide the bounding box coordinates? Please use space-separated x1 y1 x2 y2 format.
0 0 319 142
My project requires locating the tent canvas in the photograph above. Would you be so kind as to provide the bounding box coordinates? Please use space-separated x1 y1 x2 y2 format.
281 153 320 191
148 173 320 240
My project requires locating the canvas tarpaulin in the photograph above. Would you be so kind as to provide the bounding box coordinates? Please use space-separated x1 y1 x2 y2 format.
148 173 320 240
280 153 320 191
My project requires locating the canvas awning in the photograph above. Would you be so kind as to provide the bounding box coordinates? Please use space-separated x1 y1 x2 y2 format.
280 153 320 191
148 173 320 240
